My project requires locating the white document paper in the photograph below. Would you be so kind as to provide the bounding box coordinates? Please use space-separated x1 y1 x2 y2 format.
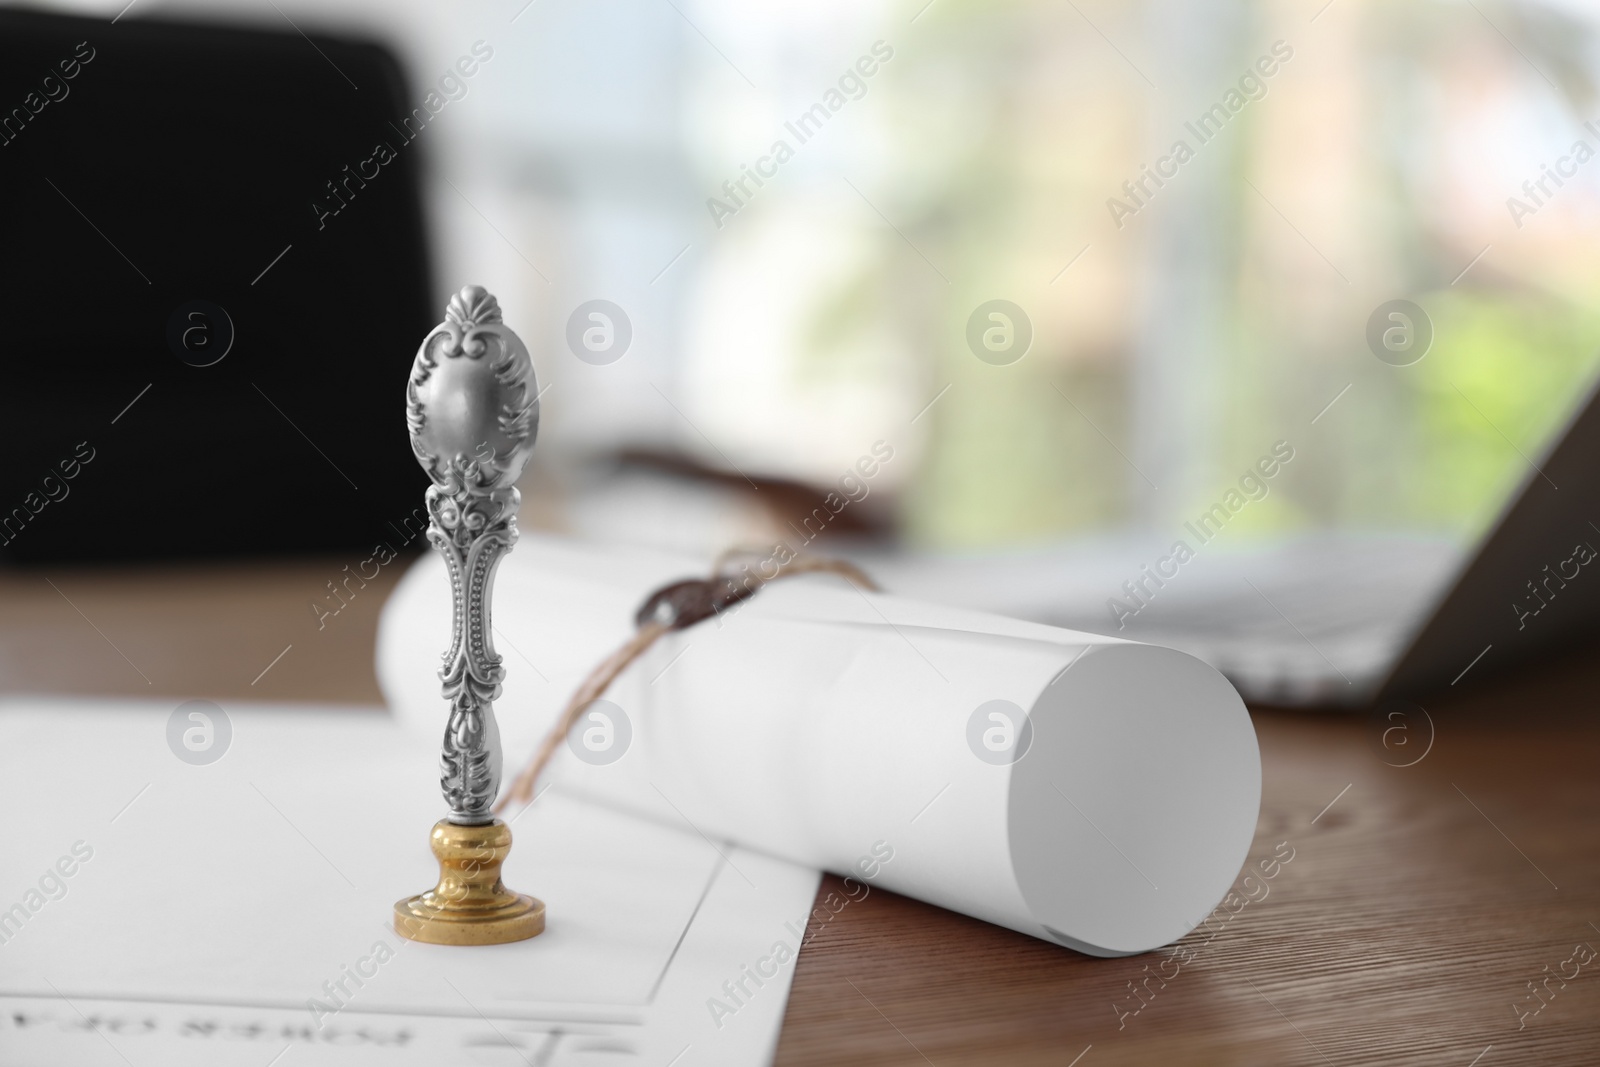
378 535 1262 958
0 699 821 1066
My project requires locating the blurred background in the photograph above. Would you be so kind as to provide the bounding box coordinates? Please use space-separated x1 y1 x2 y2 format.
5 0 1600 643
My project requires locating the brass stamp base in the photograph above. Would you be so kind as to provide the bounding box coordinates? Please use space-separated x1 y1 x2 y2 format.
393 818 545 946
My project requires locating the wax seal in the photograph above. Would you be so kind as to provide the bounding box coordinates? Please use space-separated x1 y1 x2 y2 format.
394 285 545 946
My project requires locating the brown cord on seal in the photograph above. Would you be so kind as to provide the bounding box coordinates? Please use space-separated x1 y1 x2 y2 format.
494 550 878 813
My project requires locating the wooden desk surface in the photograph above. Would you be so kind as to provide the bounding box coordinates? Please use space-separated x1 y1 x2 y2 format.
3 559 1597 1065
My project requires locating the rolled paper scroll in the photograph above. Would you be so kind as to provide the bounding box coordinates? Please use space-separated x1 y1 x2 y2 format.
378 534 1261 956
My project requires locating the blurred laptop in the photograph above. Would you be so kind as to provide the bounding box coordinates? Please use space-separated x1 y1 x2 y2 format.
867 374 1600 707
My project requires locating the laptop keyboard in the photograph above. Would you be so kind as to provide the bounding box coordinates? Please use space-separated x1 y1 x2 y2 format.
864 533 1464 706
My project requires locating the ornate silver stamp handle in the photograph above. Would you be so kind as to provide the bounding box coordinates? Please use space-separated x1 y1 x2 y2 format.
405 285 539 825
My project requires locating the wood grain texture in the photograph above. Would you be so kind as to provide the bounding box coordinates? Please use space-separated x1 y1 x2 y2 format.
2 560 1596 1064
0 557 410 703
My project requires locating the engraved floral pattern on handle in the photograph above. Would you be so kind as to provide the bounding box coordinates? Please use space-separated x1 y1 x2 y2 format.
405 285 539 824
